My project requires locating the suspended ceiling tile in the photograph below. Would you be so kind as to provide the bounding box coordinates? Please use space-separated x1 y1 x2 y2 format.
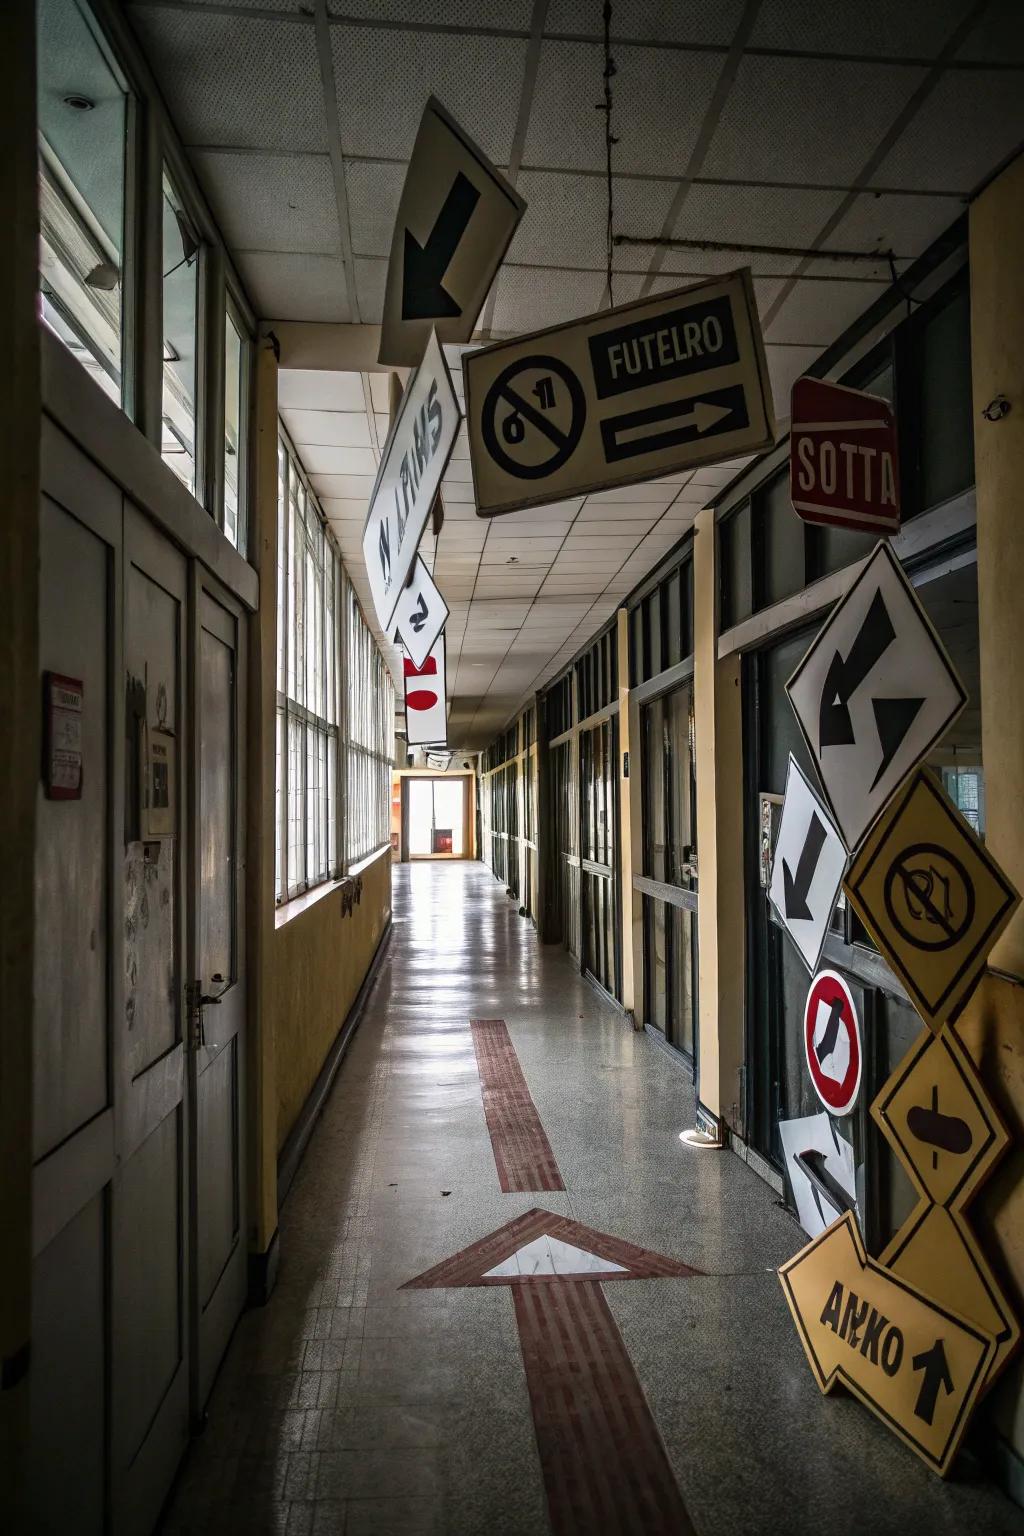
192 150 339 255
444 460 474 482
563 518 650 537
281 411 371 449
233 252 350 322
702 56 928 185
670 182 845 268
345 160 407 258
297 445 379 477
329 24 527 163
368 373 391 412
491 266 607 334
819 191 966 265
872 70 1024 193
587 484 676 505
749 0 970 57
439 481 476 503
280 367 363 414
506 172 676 270
127 9 327 151
764 342 823 417
524 40 723 176
545 0 743 42
354 256 388 324
308 472 376 500
957 0 1024 62
766 278 885 345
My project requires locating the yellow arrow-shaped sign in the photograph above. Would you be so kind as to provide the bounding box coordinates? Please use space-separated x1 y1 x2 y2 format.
779 1210 995 1475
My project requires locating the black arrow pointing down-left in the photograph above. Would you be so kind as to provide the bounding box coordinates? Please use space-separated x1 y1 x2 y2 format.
402 172 481 321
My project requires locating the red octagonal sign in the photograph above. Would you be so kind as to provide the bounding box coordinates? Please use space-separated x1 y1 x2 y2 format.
790 376 899 537
804 969 862 1117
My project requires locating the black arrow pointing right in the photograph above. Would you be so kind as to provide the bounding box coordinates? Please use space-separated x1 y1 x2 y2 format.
402 172 481 321
782 811 828 922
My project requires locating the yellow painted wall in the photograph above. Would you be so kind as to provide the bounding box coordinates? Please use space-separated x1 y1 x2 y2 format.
271 848 392 1153
966 149 1024 1471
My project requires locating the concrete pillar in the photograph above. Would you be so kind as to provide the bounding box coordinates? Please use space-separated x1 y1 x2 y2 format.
246 331 280 1294
0 0 39 1518
692 507 746 1134
957 149 1024 1492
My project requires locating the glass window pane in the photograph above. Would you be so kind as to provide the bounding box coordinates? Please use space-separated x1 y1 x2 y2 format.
224 308 246 551
287 713 303 893
37 0 127 404
277 444 287 694
161 172 199 493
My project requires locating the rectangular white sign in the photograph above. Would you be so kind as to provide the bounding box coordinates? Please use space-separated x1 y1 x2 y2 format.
403 633 448 747
395 556 450 671
464 269 775 517
363 329 460 633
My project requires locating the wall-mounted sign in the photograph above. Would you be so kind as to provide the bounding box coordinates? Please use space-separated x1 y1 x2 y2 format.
363 329 460 634
790 376 900 536
804 969 862 1116
396 556 450 671
464 270 775 517
43 671 83 800
404 634 447 747
844 769 1019 1031
378 97 526 368
786 541 967 853
779 1209 995 1476
872 1023 1020 1388
769 755 848 973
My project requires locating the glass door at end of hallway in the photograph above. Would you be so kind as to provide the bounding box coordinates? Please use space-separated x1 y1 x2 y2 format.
403 774 470 859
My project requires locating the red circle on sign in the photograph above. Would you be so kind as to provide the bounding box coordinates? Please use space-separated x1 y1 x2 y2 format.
407 688 439 710
803 969 861 1116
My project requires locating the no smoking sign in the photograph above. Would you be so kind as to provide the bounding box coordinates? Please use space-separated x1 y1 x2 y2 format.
481 356 586 481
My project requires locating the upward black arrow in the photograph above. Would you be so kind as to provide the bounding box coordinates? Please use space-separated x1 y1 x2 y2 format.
782 811 828 922
912 1338 954 1426
402 172 481 321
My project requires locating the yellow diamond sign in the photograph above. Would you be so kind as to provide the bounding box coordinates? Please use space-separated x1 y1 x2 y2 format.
844 768 1019 1030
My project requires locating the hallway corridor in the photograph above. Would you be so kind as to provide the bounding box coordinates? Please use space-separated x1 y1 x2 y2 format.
161 864 1019 1536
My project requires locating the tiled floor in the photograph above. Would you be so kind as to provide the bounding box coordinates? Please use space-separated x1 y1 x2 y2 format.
160 861 1021 1535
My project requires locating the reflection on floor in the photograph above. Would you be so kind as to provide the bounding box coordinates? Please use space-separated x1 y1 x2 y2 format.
159 861 1021 1536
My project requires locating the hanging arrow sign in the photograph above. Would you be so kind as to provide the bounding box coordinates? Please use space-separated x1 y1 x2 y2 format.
395 556 450 671
379 97 526 367
779 1210 995 1476
769 754 848 972
362 330 460 634
786 541 967 853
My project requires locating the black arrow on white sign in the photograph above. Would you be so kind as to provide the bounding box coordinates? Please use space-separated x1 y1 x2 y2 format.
818 585 925 787
814 995 847 1068
783 812 828 922
402 172 481 321
408 594 429 634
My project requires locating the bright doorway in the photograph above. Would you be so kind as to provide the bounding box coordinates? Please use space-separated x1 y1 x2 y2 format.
402 774 472 859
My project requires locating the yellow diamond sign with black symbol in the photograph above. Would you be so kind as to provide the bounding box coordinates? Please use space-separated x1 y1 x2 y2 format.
844 768 1020 1030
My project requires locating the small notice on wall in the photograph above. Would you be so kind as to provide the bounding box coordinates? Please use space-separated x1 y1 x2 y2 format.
44 671 83 800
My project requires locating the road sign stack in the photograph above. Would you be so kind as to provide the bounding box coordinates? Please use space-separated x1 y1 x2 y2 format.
771 500 1020 1473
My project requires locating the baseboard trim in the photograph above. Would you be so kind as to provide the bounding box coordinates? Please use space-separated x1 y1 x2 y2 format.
276 918 393 1208
247 1229 280 1307
727 1128 786 1197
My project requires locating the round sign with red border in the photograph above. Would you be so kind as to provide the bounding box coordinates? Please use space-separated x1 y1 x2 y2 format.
803 969 862 1116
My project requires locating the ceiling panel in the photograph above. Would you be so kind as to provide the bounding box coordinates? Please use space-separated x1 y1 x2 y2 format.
281 411 371 449
749 0 971 58
821 191 966 265
279 371 366 412
354 256 388 324
545 0 744 43
506 171 676 270
872 69 1024 194
191 150 339 254
491 266 607 334
524 39 723 175
345 160 407 258
233 252 351 322
766 277 890 345
957 0 1024 63
127 9 328 152
701 56 927 185
329 25 527 162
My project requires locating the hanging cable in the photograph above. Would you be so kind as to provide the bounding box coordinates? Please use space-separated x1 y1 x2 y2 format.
596 0 618 307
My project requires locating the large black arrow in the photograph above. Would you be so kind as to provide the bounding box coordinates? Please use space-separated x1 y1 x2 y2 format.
818 585 925 784
402 172 481 321
912 1338 954 1426
815 995 846 1067
782 811 828 922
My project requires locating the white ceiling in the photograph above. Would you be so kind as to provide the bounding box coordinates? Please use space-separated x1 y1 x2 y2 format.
128 0 1024 747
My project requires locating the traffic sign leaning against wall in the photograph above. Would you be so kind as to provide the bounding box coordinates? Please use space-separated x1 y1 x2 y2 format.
464 269 775 517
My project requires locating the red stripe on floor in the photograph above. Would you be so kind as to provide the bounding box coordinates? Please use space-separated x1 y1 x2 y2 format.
513 1280 697 1536
470 1018 565 1192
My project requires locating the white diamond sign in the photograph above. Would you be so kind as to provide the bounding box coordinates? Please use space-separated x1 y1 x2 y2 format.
786 542 966 852
769 754 848 974
395 556 449 670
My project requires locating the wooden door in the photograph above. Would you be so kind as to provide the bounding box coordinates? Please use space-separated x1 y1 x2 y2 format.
112 504 191 1536
189 582 247 1409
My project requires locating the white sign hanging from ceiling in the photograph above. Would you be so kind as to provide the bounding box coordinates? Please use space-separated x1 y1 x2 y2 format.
395 556 450 671
362 329 460 635
464 269 775 517
378 96 526 368
769 754 849 974
404 633 448 747
786 542 967 854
